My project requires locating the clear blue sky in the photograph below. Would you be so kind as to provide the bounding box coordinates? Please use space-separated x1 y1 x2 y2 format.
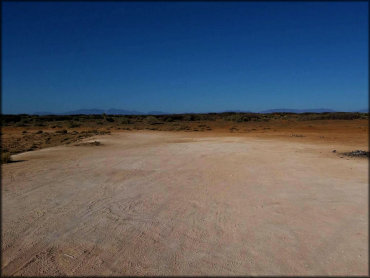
2 1 368 114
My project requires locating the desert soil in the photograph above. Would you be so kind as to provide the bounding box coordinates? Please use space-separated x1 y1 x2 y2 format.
1 131 368 275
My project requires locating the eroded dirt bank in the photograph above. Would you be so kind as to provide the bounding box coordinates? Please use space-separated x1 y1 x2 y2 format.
2 132 368 275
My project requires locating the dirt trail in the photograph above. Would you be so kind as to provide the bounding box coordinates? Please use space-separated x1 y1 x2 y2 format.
2 131 368 275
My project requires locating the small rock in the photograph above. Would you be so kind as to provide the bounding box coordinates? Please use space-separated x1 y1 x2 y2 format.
332 150 336 153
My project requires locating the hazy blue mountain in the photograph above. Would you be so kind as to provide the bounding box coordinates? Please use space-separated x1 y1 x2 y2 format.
33 108 149 115
259 108 337 113
31 107 367 116
106 108 144 115
33 111 55 115
147 111 168 115
220 110 254 113
62 109 105 115
62 108 144 115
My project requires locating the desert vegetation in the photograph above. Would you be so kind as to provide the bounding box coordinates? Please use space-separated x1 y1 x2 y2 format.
2 112 367 127
1 152 12 164
1 112 368 156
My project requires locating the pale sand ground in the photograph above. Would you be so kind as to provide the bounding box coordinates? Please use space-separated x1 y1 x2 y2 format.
1 131 368 276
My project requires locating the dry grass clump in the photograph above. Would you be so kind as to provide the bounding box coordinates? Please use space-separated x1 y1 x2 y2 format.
144 116 161 125
120 117 131 124
68 121 81 128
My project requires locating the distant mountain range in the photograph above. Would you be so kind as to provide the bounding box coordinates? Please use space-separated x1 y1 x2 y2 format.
32 108 368 115
33 108 164 116
259 108 337 113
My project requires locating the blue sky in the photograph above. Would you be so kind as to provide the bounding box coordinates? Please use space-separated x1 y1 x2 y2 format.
2 1 368 114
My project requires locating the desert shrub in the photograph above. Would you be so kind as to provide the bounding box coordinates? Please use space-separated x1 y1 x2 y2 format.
15 118 30 126
56 129 68 134
15 122 26 127
163 116 175 122
28 144 38 151
190 114 207 121
120 117 131 124
1 115 22 124
30 118 46 126
1 152 12 164
99 130 111 135
226 113 260 122
162 115 184 122
183 114 195 121
86 114 104 120
35 130 43 134
175 124 190 131
71 116 81 121
299 112 364 121
204 113 218 121
68 121 81 128
89 141 101 146
144 116 160 125
102 113 114 122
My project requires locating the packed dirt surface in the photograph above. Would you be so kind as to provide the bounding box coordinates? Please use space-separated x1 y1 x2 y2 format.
2 131 368 276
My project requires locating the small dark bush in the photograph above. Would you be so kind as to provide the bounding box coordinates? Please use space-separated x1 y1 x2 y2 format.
144 116 160 125
28 144 38 151
15 120 27 127
299 112 364 121
2 152 12 164
68 122 81 128
56 129 68 134
120 118 131 124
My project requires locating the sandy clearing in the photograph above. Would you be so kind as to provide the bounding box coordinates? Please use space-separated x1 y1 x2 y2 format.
1 131 368 276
